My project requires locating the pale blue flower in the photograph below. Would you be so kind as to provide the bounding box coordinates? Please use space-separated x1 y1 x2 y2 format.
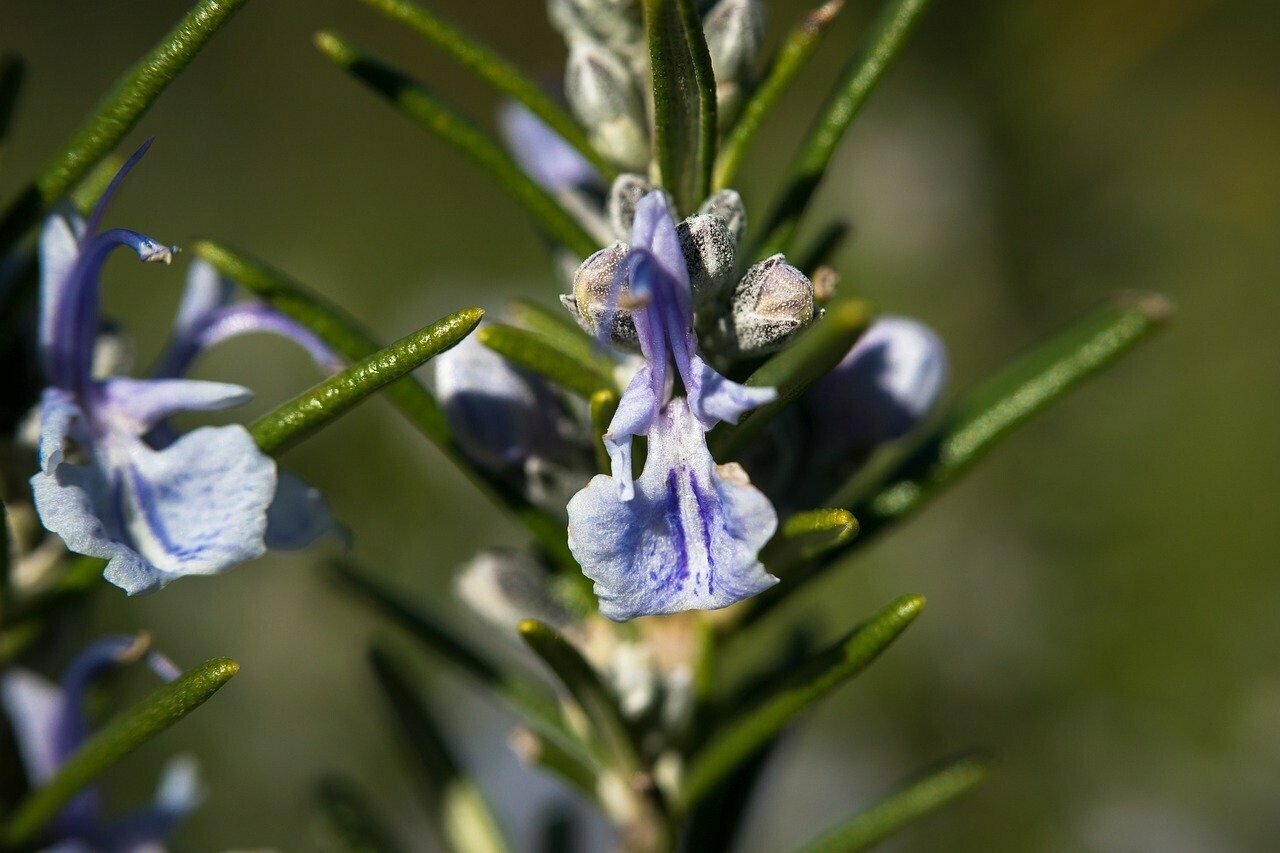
29 143 340 595
497 101 599 193
0 636 203 851
567 192 779 620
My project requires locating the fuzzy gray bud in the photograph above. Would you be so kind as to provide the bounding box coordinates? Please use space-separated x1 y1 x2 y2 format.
677 214 736 305
565 42 649 169
607 174 676 240
561 242 640 349
719 254 818 356
704 0 764 86
549 0 644 55
697 188 747 244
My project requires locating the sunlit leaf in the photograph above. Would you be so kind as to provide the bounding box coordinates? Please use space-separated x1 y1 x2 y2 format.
249 308 483 455
1 658 239 846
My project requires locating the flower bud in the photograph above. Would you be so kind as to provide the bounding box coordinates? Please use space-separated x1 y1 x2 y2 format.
549 0 644 55
717 254 817 356
698 188 747 244
455 549 577 633
565 42 649 169
677 214 736 306
561 242 640 349
607 174 676 240
703 0 764 87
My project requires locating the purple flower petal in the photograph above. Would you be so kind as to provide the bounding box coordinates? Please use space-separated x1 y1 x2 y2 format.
0 669 64 785
264 471 344 550
498 101 599 192
568 398 778 621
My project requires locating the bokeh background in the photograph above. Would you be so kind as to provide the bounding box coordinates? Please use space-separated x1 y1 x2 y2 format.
2 0 1278 849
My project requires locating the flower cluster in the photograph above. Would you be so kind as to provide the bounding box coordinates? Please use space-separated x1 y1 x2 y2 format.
29 145 339 595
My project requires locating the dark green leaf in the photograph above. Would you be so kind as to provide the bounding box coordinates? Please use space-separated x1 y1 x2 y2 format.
761 508 859 571
679 595 923 811
314 31 599 258
799 755 988 852
316 776 405 853
714 0 848 190
0 56 24 171
477 324 617 398
708 299 871 459
1 657 238 846
0 0 248 250
753 0 933 259
505 297 605 367
793 219 851 277
249 308 483 455
369 647 507 853
589 389 619 473
643 0 717 213
195 240 574 567
518 619 640 775
358 0 615 179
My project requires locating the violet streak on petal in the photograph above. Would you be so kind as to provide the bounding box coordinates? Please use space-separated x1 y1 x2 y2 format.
568 398 778 621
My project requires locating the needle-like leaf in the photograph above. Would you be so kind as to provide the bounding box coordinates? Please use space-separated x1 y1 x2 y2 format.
369 647 507 853
505 297 608 368
679 595 923 811
752 0 933 259
249 308 483 455
195 240 573 566
314 31 599 259
477 323 618 399
708 299 870 458
0 0 248 251
316 776 405 853
714 0 848 190
0 56 24 174
0 658 239 846
798 755 988 852
762 508 859 571
357 0 615 180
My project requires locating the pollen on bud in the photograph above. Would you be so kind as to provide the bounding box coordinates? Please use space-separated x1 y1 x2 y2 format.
716 254 818 356
562 242 640 348
677 213 736 306
565 42 649 169
698 188 747 244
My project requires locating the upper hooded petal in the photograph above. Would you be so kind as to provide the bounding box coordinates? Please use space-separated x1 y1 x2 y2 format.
99 377 253 436
264 471 344 550
568 398 778 621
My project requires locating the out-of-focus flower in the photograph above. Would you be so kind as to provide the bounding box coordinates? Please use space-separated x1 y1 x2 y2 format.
29 144 339 595
566 193 779 621
497 102 599 195
0 635 203 850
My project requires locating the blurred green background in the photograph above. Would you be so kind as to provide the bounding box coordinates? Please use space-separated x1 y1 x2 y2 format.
3 0 1278 849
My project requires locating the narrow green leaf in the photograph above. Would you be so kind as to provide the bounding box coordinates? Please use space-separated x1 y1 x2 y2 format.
314 31 599 258
793 219 851 277
194 240 574 567
753 0 933 259
589 389 619 473
800 755 988 852
505 297 604 366
357 0 615 180
643 0 717 213
679 595 923 811
477 324 617 399
249 308 483 455
334 563 601 779
708 299 871 459
0 620 41 665
846 293 1172 545
518 619 641 775
0 496 10 625
369 648 507 853
714 0 848 190
0 0 248 250
68 154 125 216
317 776 405 853
1 657 238 846
0 56 24 171
762 508 859 571
508 724 600 802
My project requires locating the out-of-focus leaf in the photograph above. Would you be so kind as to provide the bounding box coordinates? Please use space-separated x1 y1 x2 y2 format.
358 0 615 180
589 389 619 473
477 324 617 399
508 725 599 802
714 0 848 189
316 776 404 853
0 658 238 846
333 563 601 779
678 595 923 811
0 0 248 251
708 299 870 458
799 755 988 852
505 297 607 368
793 220 851 277
249 308 483 455
369 648 507 853
518 620 640 775
0 496 9 624
643 0 718 213
0 620 41 665
753 0 933 259
195 240 574 566
0 56 23 173
314 31 599 258
762 508 859 571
